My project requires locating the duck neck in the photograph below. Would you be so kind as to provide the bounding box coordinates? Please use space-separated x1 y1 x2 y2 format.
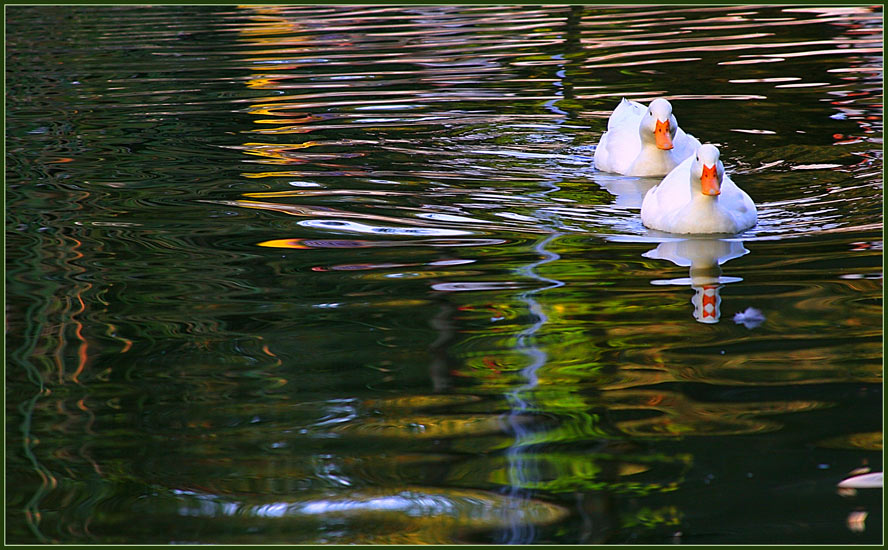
633 142 675 175
689 178 720 207
691 193 718 206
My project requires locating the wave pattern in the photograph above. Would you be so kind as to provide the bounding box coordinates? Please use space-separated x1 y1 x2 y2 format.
6 5 883 545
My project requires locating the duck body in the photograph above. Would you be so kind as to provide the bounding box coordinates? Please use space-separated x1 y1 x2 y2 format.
641 144 757 234
594 98 701 177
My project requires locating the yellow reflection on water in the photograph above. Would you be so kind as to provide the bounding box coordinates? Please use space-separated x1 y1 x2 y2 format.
819 431 883 451
603 389 825 437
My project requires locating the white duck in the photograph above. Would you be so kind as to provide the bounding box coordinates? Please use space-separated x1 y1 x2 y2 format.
594 97 701 176
641 144 757 234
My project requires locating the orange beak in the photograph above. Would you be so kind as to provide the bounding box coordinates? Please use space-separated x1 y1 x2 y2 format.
654 119 673 150
701 164 720 195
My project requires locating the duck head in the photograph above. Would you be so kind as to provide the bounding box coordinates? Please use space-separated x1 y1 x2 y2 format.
640 98 678 150
691 144 725 197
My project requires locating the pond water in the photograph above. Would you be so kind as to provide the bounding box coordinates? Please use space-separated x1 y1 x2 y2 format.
5 4 883 545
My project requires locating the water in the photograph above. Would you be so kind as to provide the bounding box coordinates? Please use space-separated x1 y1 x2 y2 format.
5 5 882 544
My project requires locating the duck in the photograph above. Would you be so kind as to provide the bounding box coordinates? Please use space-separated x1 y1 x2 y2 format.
594 97 701 177
641 144 757 234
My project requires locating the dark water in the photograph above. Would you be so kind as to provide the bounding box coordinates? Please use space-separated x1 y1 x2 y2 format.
5 5 882 545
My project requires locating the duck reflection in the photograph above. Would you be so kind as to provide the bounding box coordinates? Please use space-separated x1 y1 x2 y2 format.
590 171 661 209
643 237 748 324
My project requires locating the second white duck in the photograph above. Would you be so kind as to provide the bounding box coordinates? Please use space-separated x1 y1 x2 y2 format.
641 144 757 234
594 97 701 177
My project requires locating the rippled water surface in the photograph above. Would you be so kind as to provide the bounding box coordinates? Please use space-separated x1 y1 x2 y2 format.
6 5 883 544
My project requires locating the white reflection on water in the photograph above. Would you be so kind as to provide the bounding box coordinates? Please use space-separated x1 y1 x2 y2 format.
643 238 749 324
495 54 573 543
297 492 456 515
172 487 569 536
298 219 474 237
498 231 563 544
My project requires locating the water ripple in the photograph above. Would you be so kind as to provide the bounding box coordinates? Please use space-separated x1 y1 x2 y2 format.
5 4 883 545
